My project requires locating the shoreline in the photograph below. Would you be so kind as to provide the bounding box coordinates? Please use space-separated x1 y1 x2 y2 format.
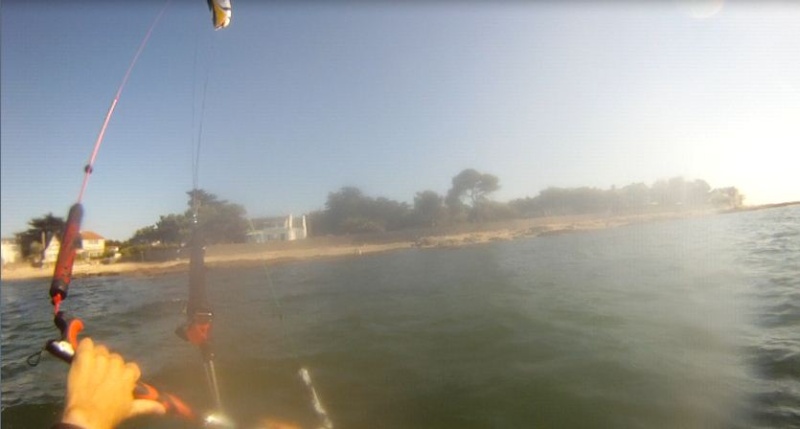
2 205 793 282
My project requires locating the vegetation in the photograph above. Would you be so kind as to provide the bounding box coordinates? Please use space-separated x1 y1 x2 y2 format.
128 189 248 247
445 169 500 222
15 213 65 260
304 173 745 237
413 190 446 227
13 172 746 253
307 187 414 235
509 177 744 217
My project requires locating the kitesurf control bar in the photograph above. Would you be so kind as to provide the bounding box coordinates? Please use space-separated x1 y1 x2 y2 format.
36 186 202 421
45 311 197 421
41 202 200 423
49 203 83 309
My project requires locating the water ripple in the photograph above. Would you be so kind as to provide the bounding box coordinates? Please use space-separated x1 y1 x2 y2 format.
2 205 799 428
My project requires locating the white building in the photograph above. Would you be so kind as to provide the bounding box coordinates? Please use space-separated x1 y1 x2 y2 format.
38 231 107 264
247 215 308 243
1 238 21 266
43 236 61 264
80 231 106 258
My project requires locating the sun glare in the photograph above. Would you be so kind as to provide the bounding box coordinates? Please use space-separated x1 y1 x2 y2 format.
702 109 800 205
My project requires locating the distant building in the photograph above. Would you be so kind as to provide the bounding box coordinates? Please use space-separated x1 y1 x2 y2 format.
1 238 21 266
80 231 106 258
247 215 308 243
36 231 107 263
44 236 61 264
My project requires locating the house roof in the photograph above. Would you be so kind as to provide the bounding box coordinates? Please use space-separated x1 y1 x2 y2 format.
80 231 105 240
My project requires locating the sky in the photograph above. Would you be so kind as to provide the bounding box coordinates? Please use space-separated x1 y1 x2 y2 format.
2 0 799 241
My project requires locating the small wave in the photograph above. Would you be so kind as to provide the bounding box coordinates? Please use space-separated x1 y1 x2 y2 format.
747 384 800 428
756 303 800 328
748 346 800 381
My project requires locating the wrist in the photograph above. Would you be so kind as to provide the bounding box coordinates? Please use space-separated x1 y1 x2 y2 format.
61 407 93 429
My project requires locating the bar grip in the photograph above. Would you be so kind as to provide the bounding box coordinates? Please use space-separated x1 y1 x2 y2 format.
45 317 196 421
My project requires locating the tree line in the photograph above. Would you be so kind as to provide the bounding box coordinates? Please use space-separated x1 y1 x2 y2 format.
509 178 744 217
13 170 744 258
308 172 743 236
126 189 248 247
13 189 247 260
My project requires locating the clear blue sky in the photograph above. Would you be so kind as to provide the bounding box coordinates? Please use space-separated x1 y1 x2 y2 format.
3 1 799 241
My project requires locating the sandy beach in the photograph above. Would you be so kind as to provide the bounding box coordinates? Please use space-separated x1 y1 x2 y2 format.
0 209 729 282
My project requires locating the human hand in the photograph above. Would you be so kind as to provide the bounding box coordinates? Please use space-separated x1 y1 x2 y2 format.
60 338 166 429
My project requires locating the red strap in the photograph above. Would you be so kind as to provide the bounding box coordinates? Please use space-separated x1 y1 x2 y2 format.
166 393 195 419
53 294 62 315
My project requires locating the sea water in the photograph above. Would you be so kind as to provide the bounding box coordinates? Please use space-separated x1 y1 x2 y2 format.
2 206 798 428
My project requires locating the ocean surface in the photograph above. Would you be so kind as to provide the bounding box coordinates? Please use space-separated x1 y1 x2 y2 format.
2 206 799 429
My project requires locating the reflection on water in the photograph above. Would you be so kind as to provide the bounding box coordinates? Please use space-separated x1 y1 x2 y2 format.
2 206 798 428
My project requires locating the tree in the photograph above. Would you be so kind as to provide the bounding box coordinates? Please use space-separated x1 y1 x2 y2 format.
444 192 468 222
339 217 386 234
15 213 65 259
526 187 608 216
154 214 192 245
446 169 500 222
324 187 368 231
648 177 715 208
619 182 650 210
321 187 412 234
447 169 499 207
369 197 411 231
710 187 745 209
186 189 222 212
413 190 445 227
127 189 248 245
473 201 517 222
129 225 160 246
186 189 248 244
508 196 539 217
687 179 711 206
305 210 331 237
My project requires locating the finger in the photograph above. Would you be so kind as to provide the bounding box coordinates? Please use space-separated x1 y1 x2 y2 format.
129 399 167 417
72 338 95 366
92 349 109 381
93 344 110 357
72 338 94 368
108 352 125 371
76 337 94 354
123 362 141 385
68 339 96 391
107 353 129 384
